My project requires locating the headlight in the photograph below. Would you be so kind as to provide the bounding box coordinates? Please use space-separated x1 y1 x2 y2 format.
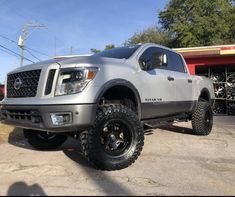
55 67 98 96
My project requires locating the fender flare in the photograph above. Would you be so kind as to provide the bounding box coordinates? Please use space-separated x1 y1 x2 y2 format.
199 88 211 102
95 79 142 119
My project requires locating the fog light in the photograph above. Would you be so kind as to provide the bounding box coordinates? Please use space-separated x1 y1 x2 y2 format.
50 113 72 126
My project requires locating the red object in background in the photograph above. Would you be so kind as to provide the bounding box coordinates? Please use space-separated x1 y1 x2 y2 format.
175 45 235 116
175 45 235 75
185 56 235 75
0 84 4 94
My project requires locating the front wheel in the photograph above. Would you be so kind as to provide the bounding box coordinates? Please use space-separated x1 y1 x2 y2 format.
191 100 213 135
24 129 68 150
79 105 144 171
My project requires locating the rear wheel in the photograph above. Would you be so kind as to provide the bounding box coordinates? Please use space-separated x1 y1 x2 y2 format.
24 129 68 150
79 105 144 170
192 100 213 135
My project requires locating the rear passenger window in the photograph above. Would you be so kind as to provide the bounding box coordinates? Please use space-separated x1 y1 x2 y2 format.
165 50 186 73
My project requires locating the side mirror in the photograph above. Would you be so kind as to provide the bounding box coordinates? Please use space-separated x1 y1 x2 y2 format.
152 53 167 68
163 54 167 65
139 57 149 70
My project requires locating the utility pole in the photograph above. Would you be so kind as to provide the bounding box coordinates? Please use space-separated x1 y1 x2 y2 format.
18 22 45 66
54 36 57 56
70 46 74 55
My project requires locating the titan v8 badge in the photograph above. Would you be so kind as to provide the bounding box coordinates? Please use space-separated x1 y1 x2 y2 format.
145 98 162 102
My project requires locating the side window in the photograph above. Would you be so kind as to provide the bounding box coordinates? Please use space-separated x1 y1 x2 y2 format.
165 50 186 73
139 47 164 70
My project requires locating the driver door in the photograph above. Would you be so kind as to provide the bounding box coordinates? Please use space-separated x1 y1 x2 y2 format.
137 47 176 119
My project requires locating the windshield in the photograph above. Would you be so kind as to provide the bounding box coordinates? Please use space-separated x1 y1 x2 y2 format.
93 45 141 59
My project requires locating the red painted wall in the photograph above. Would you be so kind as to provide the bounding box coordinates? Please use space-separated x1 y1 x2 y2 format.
0 85 4 94
184 56 235 75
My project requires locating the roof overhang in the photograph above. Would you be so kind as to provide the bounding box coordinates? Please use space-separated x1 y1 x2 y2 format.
174 44 235 58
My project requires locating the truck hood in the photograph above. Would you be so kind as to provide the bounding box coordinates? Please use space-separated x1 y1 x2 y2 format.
8 55 126 74
8 59 59 74
57 55 126 68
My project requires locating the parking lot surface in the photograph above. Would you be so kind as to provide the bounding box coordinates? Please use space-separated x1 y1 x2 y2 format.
0 116 234 196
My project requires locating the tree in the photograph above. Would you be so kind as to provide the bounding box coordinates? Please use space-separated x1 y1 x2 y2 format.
90 44 115 53
124 27 171 47
90 48 101 53
104 44 115 50
159 0 235 47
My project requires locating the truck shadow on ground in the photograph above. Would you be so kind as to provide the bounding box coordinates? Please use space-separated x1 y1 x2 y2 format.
8 123 195 152
7 128 35 150
7 129 133 195
7 128 83 152
6 124 196 195
63 149 133 195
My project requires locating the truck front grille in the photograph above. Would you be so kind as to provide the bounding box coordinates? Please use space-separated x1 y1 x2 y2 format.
7 69 41 98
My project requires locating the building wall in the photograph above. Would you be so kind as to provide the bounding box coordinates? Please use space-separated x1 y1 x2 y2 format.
184 56 235 75
182 55 235 116
0 85 4 94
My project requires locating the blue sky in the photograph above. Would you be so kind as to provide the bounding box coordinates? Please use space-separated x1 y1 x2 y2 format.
0 0 168 83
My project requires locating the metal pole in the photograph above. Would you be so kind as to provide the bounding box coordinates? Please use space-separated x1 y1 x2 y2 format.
70 46 74 55
19 23 45 66
20 24 28 66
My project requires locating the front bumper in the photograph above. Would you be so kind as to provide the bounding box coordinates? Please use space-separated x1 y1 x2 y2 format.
0 104 96 132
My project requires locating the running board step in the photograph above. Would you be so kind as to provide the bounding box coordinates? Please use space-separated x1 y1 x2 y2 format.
142 114 190 129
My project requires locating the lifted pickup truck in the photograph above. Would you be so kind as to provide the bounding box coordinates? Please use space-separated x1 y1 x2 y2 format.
0 43 215 170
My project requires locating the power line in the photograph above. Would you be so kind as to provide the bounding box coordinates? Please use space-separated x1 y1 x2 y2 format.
0 34 43 61
0 44 34 63
0 48 19 59
0 33 51 58
24 46 51 58
25 48 41 61
0 35 17 44
0 35 41 61
0 47 33 63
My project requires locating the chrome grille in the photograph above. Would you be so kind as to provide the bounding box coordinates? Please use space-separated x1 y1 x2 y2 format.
7 69 41 98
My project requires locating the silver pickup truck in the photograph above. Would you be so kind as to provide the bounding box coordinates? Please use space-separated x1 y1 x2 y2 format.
0 43 215 170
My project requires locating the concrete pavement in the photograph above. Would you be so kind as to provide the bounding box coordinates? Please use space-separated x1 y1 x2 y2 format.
0 117 234 196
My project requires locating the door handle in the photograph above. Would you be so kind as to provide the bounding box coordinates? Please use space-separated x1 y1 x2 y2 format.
188 79 192 83
167 76 174 81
